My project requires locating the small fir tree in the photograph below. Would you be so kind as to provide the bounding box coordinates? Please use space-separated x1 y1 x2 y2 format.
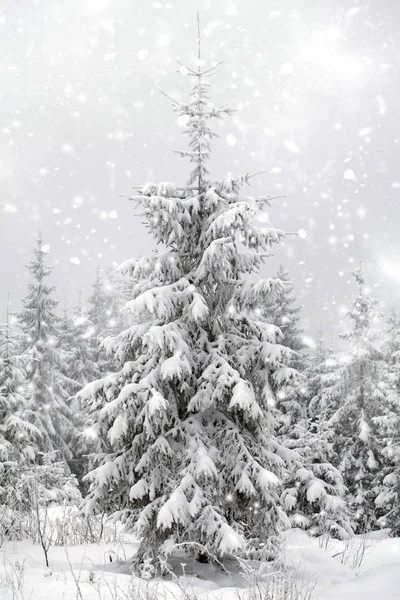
322 268 386 532
0 302 40 458
58 299 101 483
263 267 306 439
264 266 305 361
306 330 341 422
279 331 351 539
87 267 126 373
59 298 100 395
374 310 400 534
0 303 70 539
19 237 78 463
280 418 351 539
262 266 309 491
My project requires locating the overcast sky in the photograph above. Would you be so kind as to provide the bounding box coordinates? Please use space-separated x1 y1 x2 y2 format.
0 0 399 345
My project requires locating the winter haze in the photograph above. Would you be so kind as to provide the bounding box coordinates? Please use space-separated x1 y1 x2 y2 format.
0 0 399 343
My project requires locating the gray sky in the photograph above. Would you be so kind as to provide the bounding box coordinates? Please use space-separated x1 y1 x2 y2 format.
0 0 399 345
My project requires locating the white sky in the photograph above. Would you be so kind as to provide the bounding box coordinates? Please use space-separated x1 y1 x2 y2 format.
0 0 399 344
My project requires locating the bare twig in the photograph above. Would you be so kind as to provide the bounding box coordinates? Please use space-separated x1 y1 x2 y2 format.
64 546 84 600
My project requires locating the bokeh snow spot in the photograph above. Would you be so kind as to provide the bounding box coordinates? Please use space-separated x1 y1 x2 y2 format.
344 169 355 180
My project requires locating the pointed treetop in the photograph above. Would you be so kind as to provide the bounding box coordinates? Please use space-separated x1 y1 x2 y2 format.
341 263 382 343
77 290 83 316
353 261 365 294
197 12 201 69
28 235 53 282
158 16 235 192
129 17 273 196
36 230 45 257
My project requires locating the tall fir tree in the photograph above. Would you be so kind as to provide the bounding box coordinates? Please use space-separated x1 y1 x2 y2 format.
19 237 78 464
79 34 300 573
318 268 386 532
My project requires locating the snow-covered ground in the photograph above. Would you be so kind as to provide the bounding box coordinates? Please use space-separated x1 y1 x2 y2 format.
0 528 399 599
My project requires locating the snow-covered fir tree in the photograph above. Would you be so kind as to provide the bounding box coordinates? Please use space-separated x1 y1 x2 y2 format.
87 266 126 373
57 307 82 405
79 45 300 573
59 298 100 396
264 265 305 363
321 268 386 532
0 295 80 537
374 396 400 535
19 237 78 464
263 266 306 439
280 417 351 539
374 309 400 534
279 330 351 540
380 309 400 397
306 330 342 425
70 289 117 463
58 299 101 483
0 303 41 517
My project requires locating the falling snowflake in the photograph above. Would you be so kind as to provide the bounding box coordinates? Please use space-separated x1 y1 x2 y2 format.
344 169 355 180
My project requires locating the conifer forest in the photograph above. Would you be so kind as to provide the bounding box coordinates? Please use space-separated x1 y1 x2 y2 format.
0 2 400 599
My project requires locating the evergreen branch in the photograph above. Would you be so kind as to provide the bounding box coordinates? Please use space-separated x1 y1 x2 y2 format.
261 195 286 202
247 170 267 180
200 61 224 76
130 185 199 191
159 90 180 106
